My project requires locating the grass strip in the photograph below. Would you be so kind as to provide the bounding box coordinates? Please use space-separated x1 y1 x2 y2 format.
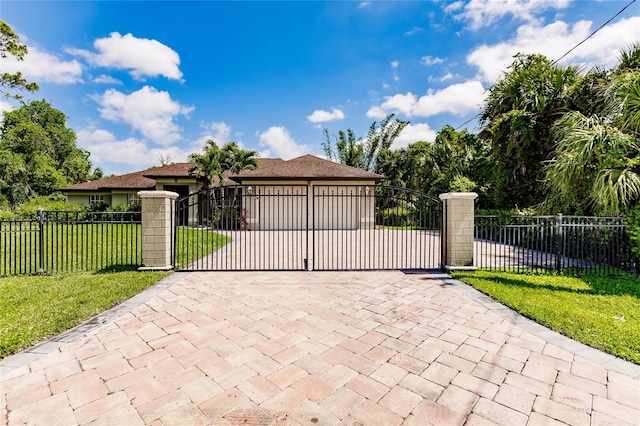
0 269 170 358
452 270 640 364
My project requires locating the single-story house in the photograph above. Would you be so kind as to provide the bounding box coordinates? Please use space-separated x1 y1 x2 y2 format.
230 154 385 230
62 159 283 207
63 155 385 230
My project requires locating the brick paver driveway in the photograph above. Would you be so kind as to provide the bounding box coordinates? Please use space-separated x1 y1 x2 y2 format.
2 271 639 425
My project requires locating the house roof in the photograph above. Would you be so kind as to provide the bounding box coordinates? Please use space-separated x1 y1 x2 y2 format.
62 158 285 192
61 169 158 192
231 155 386 183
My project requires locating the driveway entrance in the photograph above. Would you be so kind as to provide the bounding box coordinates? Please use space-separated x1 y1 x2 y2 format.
3 271 638 425
175 185 441 271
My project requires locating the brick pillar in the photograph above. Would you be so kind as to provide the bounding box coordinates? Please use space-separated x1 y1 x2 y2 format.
138 190 178 271
439 192 478 271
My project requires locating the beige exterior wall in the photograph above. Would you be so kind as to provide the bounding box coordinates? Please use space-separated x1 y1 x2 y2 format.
239 179 377 231
66 192 112 206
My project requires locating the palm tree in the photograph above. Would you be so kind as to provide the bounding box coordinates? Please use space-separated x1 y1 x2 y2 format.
479 53 581 208
189 139 224 188
221 142 259 176
546 51 640 214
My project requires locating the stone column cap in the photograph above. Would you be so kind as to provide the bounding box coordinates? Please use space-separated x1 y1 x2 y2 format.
138 190 179 199
439 192 478 201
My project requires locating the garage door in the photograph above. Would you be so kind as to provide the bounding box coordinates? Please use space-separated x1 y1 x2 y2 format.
313 185 358 230
259 185 307 230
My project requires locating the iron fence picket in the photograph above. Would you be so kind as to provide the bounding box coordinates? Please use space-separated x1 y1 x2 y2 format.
0 210 142 276
474 214 635 276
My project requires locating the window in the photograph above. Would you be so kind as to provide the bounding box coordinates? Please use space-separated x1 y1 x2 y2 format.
127 193 141 205
89 195 105 204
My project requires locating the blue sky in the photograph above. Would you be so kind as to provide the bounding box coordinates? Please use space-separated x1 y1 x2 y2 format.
2 0 639 175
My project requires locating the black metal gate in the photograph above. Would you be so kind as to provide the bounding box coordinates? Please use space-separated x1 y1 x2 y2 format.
174 184 440 271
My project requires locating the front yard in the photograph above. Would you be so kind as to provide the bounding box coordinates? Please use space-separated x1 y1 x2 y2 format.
0 269 169 358
0 226 229 358
453 270 640 364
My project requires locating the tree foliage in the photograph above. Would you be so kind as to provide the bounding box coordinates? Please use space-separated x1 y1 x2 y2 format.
0 100 93 207
479 53 581 208
189 140 259 187
374 126 489 200
0 21 39 99
545 44 640 214
322 114 409 172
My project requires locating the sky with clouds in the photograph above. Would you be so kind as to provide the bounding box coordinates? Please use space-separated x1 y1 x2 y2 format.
2 0 639 175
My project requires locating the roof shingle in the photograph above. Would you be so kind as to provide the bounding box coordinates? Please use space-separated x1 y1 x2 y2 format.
231 155 385 182
62 158 285 192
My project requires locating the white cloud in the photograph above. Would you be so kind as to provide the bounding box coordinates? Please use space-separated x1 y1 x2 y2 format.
380 92 418 115
391 60 399 69
2 45 83 84
77 127 191 170
67 32 182 81
307 108 345 123
93 86 194 145
428 72 456 83
366 106 388 119
404 27 424 36
257 126 310 159
372 80 486 118
393 123 437 149
93 74 123 85
200 121 233 144
446 0 570 30
77 128 148 165
421 56 444 66
0 100 14 116
359 1 372 9
468 17 640 83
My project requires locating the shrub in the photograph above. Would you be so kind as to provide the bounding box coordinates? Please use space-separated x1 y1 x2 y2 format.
0 194 83 220
377 206 417 227
626 205 640 262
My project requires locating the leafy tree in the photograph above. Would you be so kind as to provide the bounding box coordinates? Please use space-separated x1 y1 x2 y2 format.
323 114 409 172
375 126 491 201
545 44 640 214
0 21 39 99
0 100 93 206
479 53 580 209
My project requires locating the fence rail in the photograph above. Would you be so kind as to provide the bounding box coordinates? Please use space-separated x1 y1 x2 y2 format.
0 210 142 276
475 214 636 276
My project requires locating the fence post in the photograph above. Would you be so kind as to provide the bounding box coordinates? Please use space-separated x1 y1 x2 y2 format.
38 209 45 274
138 191 178 271
555 213 563 274
439 192 478 271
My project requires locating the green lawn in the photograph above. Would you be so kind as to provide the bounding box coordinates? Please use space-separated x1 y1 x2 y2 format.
174 227 231 270
0 226 230 358
452 270 640 364
0 269 169 358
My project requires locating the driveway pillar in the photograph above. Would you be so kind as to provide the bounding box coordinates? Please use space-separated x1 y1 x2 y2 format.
138 190 178 271
439 192 478 271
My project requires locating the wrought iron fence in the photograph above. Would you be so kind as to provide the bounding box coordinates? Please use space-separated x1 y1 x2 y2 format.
474 214 637 276
0 210 142 276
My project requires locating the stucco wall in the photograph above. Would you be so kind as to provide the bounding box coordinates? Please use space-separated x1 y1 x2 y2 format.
66 193 112 206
